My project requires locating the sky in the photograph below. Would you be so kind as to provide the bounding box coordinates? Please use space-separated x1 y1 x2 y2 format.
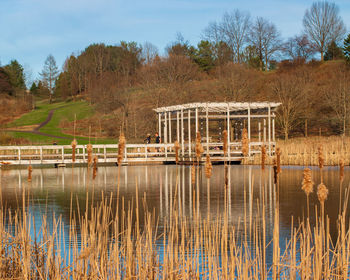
1 0 350 83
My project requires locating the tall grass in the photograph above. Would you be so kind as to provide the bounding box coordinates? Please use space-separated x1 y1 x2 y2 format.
0 148 350 278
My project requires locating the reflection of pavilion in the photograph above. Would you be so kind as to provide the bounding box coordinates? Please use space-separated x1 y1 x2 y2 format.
154 102 281 162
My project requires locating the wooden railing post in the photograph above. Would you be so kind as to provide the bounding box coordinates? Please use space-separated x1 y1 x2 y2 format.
104 145 106 162
40 147 43 163
18 147 21 164
82 145 86 162
61 147 64 162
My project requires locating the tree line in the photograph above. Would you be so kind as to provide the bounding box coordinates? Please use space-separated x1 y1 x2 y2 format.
1 1 350 139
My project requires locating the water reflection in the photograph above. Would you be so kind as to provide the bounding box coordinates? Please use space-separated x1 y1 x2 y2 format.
1 165 348 236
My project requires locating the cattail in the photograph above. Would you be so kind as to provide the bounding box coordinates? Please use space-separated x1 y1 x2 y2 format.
276 147 281 174
205 155 213 179
191 164 196 185
27 165 32 182
118 133 126 165
242 128 249 157
223 130 228 156
301 168 314 196
71 139 77 163
318 146 324 169
317 183 328 203
174 141 180 164
92 156 98 179
261 145 266 170
195 132 204 162
87 143 93 166
339 158 344 182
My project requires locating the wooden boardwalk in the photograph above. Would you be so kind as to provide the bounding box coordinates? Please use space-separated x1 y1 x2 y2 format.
0 141 273 167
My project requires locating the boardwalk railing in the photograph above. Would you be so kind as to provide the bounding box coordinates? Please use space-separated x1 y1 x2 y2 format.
0 141 275 166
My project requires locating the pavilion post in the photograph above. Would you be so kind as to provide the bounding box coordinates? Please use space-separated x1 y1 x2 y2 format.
206 104 209 154
188 110 191 159
177 111 180 141
195 108 198 133
168 112 172 143
164 112 168 144
158 113 162 140
247 104 251 156
263 119 266 143
258 122 261 142
227 104 230 158
268 104 271 155
272 118 275 142
181 109 184 158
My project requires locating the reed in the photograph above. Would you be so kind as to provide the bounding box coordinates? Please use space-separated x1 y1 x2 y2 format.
205 154 212 179
261 144 266 170
118 132 126 165
242 128 249 157
174 140 180 164
92 156 98 179
71 138 77 163
195 132 204 162
27 165 32 182
223 130 228 156
302 167 314 218
87 143 93 166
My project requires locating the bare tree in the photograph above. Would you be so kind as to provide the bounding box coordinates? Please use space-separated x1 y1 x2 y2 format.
249 17 282 70
322 64 350 135
203 9 250 63
303 1 346 61
142 42 159 64
40 54 59 103
283 35 316 61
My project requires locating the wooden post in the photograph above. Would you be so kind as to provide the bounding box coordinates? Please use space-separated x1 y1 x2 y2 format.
258 122 261 142
158 113 162 140
268 104 271 155
104 145 106 162
18 148 21 164
61 147 64 162
181 109 184 158
188 110 191 159
40 147 43 164
272 118 275 142
227 104 230 158
206 104 209 154
305 119 308 137
82 145 86 162
247 104 251 156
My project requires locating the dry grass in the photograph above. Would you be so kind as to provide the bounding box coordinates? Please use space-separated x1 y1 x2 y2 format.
0 144 349 279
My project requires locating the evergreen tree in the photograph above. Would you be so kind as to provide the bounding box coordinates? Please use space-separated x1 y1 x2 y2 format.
324 41 344 61
343 33 350 62
3 60 26 90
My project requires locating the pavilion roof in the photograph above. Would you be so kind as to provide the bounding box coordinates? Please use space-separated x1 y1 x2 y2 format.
153 102 281 113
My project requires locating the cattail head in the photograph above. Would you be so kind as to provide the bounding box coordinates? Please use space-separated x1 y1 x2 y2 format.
317 183 328 203
195 132 204 161
87 144 93 166
302 168 314 196
339 158 344 182
93 156 98 179
191 164 196 185
174 141 180 164
205 155 213 179
273 158 278 184
71 139 77 163
241 128 249 157
27 165 32 182
318 146 324 169
276 147 281 174
118 133 126 165
261 145 266 170
223 130 228 156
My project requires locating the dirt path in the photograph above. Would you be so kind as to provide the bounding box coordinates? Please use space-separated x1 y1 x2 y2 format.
3 107 71 140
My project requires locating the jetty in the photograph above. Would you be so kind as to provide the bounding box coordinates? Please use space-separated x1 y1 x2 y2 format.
0 102 280 167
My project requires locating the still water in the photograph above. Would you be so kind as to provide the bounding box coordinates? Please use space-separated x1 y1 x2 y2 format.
0 165 348 265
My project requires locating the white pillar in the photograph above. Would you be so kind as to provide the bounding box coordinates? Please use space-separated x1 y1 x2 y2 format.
181 109 184 157
158 113 162 139
168 112 172 143
177 111 180 141
206 104 209 154
164 112 168 144
258 122 261 142
263 119 266 143
247 104 251 140
188 110 191 159
195 108 198 133
227 104 230 158
268 104 271 155
272 118 275 142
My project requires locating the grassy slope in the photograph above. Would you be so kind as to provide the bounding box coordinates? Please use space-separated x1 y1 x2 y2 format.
6 100 116 145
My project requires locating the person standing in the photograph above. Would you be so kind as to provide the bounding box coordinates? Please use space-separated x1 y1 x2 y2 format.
155 132 161 152
144 133 151 144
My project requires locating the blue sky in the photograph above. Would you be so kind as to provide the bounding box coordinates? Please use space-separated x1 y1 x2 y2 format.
1 0 350 83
